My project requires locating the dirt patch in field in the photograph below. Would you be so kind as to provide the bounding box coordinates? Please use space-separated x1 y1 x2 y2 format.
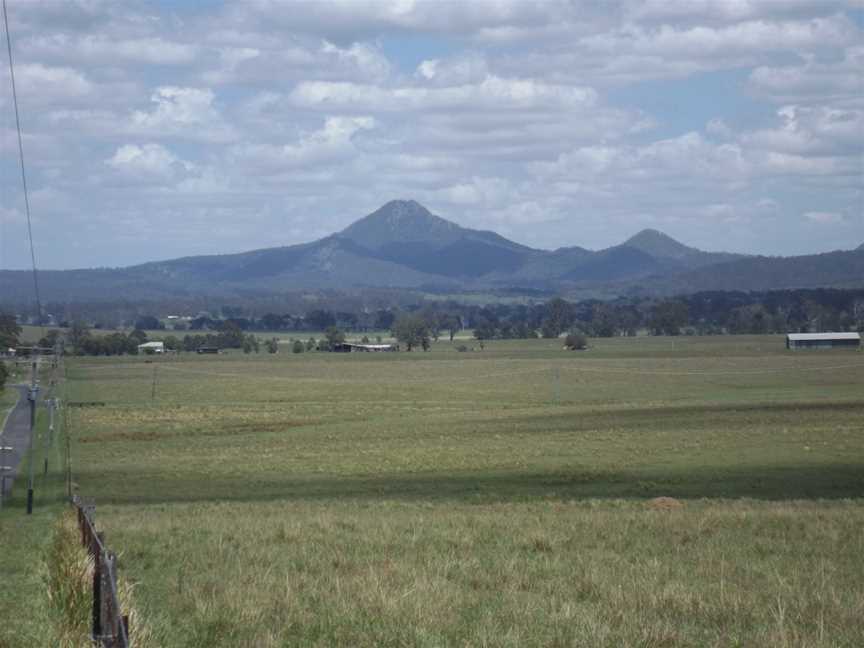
646 496 684 510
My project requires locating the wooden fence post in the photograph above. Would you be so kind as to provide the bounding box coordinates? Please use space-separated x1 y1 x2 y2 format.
92 536 102 640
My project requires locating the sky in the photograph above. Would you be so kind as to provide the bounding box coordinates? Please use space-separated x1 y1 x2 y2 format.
0 0 862 270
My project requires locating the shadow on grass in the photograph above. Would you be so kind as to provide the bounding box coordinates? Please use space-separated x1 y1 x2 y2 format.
76 463 864 507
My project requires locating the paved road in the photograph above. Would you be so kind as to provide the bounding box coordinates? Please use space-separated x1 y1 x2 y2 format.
1 385 33 496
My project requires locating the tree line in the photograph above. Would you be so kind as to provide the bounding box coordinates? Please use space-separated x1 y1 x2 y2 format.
157 288 864 339
2 288 862 359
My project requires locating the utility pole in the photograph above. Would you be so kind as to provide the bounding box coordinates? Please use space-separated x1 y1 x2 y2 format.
48 397 54 444
0 445 12 509
43 397 52 476
151 364 158 402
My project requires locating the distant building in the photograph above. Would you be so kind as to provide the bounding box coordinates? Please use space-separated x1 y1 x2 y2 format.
196 346 220 354
331 342 397 353
138 341 165 354
786 332 860 350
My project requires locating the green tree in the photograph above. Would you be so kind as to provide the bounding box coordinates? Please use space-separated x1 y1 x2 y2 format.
323 326 346 351
649 301 689 336
242 335 257 353
68 321 91 355
590 304 619 337
444 314 462 341
290 339 303 354
392 315 430 351
0 313 21 350
217 321 243 348
473 319 497 342
541 298 573 338
128 329 148 345
134 315 163 330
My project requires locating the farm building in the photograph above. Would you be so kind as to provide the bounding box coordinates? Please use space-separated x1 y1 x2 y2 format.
786 332 860 350
138 341 165 354
332 342 397 353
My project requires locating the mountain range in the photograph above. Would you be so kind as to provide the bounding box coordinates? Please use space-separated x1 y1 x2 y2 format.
1 199 862 303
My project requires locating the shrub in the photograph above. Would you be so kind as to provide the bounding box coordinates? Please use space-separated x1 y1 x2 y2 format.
291 340 304 354
564 332 588 350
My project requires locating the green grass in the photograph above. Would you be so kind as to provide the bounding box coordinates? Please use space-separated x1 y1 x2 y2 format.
63 336 864 646
0 377 70 648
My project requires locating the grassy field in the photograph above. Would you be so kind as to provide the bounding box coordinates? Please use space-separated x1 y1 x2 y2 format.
60 335 864 646
0 363 69 648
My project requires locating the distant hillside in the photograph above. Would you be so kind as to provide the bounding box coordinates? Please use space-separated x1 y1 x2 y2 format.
620 229 745 269
662 250 864 293
1 199 861 303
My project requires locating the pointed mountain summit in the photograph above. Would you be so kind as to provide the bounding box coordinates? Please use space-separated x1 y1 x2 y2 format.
623 228 701 260
339 199 529 253
340 200 463 250
618 228 745 270
338 199 535 278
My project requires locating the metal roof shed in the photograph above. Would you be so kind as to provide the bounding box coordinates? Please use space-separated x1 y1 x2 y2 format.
786 332 861 350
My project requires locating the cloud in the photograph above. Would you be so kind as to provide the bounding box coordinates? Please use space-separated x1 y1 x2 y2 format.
416 53 489 85
105 143 192 183
12 63 92 102
129 87 236 142
741 105 864 159
230 116 376 174
25 34 198 65
288 76 599 112
0 0 861 267
749 46 864 104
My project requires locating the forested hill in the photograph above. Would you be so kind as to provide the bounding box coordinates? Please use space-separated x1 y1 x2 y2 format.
656 250 864 293
0 200 862 303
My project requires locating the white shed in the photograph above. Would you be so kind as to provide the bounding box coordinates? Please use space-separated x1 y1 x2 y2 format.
786 332 860 350
138 341 165 354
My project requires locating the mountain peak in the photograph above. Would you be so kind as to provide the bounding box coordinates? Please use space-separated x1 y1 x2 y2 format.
340 199 462 251
376 199 429 217
624 228 699 259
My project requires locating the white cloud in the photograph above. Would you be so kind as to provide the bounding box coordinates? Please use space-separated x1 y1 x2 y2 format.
26 34 198 65
231 116 376 174
749 47 864 104
0 0 861 267
13 63 92 102
288 76 599 112
129 87 236 142
415 53 488 86
321 41 391 83
106 143 191 182
741 105 864 157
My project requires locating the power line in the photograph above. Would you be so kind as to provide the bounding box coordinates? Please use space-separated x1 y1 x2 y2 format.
3 0 43 326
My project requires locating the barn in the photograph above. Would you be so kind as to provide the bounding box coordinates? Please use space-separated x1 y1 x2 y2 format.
331 342 397 353
786 332 861 350
138 341 165 354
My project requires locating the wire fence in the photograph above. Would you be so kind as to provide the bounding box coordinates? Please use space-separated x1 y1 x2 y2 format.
71 495 130 648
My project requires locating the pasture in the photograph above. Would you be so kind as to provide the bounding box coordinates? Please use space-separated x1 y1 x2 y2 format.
64 336 864 646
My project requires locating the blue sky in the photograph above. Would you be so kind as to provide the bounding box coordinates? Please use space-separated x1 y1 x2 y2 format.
1 0 862 270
